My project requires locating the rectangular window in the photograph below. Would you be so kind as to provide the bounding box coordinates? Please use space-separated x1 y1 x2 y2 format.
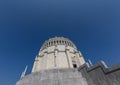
73 64 77 68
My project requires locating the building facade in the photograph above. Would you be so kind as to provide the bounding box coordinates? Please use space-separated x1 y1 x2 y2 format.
32 37 85 72
16 37 120 85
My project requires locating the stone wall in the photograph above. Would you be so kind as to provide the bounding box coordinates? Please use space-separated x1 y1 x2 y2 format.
16 69 88 85
32 37 85 72
32 44 85 72
16 61 120 85
78 61 120 85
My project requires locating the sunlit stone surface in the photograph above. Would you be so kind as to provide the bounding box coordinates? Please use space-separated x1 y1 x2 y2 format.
32 37 85 72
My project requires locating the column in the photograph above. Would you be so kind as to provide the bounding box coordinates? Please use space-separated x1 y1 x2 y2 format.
65 47 73 68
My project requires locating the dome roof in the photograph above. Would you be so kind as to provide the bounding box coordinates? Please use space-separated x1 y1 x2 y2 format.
40 37 77 51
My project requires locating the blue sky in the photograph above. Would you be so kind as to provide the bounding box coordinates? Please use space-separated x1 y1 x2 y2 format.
0 0 120 85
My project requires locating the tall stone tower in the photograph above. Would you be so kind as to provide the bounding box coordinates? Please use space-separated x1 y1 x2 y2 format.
16 37 120 85
32 37 85 72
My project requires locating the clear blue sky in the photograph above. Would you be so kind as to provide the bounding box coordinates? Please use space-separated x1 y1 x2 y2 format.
0 0 120 85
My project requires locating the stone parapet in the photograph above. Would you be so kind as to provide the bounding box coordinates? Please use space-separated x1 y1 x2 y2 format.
78 61 120 85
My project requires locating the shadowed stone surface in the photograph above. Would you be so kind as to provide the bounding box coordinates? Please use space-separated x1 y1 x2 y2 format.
78 61 120 85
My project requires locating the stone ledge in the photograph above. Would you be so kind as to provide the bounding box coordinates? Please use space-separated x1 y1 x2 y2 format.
78 61 120 74
21 68 79 80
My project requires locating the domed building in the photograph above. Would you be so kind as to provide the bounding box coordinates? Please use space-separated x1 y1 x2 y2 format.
32 37 85 72
16 37 120 85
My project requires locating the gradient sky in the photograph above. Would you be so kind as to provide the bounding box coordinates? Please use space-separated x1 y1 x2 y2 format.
0 0 120 85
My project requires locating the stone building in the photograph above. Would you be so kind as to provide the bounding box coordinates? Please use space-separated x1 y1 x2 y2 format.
16 37 120 85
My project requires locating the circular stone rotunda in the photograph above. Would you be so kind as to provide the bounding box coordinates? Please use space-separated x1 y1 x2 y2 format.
16 37 120 85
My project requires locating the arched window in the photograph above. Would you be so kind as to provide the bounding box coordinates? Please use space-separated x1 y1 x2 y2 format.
51 41 53 45
57 40 58 44
62 40 64 44
64 41 66 44
67 41 69 45
60 40 61 44
54 41 56 44
49 42 50 46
